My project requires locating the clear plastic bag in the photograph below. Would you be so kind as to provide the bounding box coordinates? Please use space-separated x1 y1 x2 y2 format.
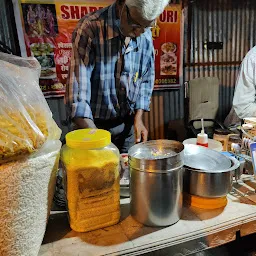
0 53 61 163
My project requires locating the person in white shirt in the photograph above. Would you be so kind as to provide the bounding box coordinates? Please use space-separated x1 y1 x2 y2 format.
233 46 256 119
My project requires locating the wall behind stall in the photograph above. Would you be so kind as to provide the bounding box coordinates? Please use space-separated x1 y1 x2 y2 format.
142 0 185 140
46 89 185 141
143 88 184 140
2 0 256 141
46 85 185 141
3 0 184 141
0 0 20 55
186 0 256 122
47 0 185 141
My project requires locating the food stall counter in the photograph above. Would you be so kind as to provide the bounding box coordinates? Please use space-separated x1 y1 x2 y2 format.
39 176 256 256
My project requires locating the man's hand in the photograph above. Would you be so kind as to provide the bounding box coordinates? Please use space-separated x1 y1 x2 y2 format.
73 117 97 129
134 110 148 143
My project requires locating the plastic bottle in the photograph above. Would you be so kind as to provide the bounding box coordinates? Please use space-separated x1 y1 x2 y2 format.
197 118 208 147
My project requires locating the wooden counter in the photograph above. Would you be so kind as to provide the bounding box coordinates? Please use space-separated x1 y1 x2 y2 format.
39 176 256 256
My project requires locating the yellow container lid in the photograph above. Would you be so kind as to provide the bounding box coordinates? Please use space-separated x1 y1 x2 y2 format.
66 129 111 149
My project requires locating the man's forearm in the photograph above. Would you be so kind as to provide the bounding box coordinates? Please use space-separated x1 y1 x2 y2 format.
135 109 144 121
73 117 97 129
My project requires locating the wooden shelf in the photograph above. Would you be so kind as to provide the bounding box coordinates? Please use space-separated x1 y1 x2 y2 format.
39 175 256 256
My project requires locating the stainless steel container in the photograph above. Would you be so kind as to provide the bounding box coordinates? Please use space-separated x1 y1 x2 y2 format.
183 145 240 198
129 140 184 227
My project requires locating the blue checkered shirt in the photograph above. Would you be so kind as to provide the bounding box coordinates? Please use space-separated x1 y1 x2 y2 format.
65 3 155 120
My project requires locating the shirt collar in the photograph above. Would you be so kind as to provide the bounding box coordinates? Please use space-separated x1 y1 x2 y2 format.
106 3 120 40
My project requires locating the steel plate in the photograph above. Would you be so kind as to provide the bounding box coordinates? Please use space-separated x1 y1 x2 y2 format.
184 144 231 172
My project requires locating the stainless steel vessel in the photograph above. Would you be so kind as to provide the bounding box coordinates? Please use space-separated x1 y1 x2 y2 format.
129 140 184 227
183 145 240 198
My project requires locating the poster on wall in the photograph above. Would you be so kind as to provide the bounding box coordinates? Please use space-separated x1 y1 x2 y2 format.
153 4 183 90
14 0 183 97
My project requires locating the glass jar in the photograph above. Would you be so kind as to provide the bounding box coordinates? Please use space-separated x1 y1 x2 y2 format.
227 135 242 152
213 129 231 151
61 129 120 232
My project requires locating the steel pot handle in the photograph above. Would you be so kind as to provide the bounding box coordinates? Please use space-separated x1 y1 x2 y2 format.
224 156 240 172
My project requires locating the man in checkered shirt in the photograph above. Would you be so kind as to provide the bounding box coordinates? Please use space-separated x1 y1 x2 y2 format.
66 0 169 152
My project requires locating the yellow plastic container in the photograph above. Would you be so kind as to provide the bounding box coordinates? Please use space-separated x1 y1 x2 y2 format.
61 129 120 232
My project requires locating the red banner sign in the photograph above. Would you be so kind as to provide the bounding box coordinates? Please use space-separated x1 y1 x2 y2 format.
17 0 183 97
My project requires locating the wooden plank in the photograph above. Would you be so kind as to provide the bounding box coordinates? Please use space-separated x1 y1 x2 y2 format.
185 61 242 67
204 227 237 248
39 177 256 256
240 220 256 237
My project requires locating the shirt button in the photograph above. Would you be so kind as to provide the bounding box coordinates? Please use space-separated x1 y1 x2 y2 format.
121 88 125 91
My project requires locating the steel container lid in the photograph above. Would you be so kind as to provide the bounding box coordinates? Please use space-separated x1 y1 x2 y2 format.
184 144 232 173
128 140 184 173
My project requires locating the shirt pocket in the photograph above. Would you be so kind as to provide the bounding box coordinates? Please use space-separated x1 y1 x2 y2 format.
128 73 142 104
